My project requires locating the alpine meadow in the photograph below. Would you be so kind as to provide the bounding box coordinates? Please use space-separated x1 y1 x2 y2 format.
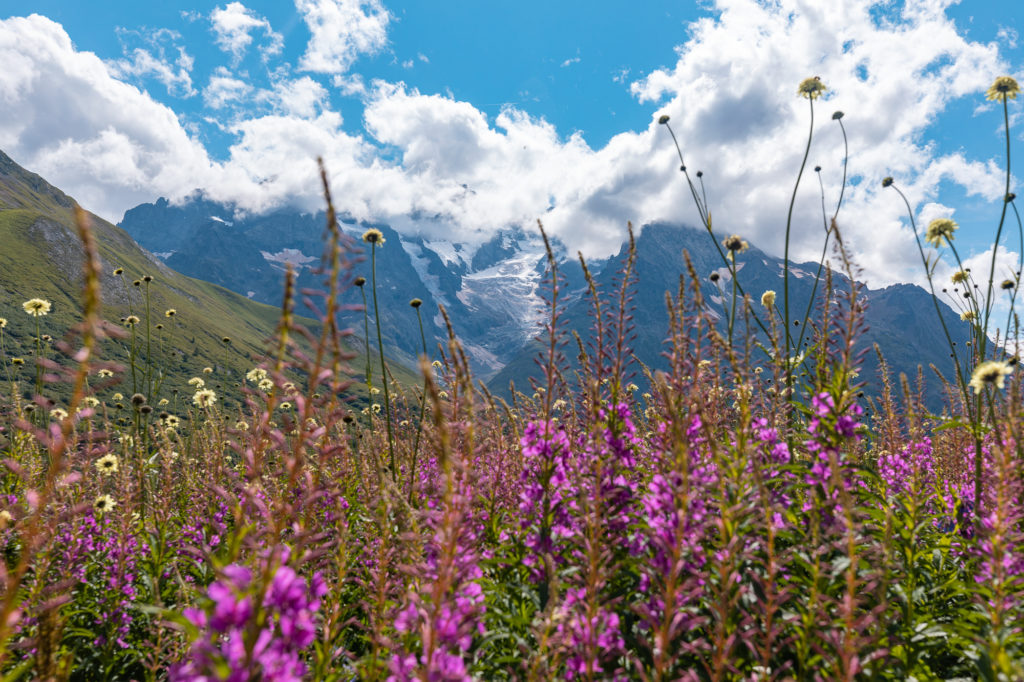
4 2 1024 681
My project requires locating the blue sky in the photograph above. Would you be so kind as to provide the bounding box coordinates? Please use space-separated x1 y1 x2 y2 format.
1 0 1023 300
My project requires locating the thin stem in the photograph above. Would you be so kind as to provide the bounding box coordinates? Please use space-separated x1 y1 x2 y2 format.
409 305 430 503
982 97 1014 351
370 244 396 474
783 97 816 383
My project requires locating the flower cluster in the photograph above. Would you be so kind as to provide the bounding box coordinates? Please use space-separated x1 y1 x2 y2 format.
172 548 326 681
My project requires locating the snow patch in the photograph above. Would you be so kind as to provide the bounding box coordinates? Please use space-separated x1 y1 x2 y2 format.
401 240 447 305
459 247 547 343
261 248 317 271
422 240 470 269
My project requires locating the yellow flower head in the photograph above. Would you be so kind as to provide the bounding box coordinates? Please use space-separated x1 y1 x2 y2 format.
97 368 114 378
969 360 1013 394
925 218 958 247
95 454 119 475
432 360 443 369
722 235 748 254
951 270 969 284
22 298 51 317
798 76 827 100
961 310 977 322
0 318 6 328
93 494 116 516
124 315 140 326
371 403 381 414
193 388 217 408
362 228 385 245
246 368 268 382
203 367 213 374
165 309 176 318
258 378 274 391
50 408 68 421
82 397 100 408
158 398 169 406
761 290 777 308
279 401 292 410
112 392 124 401
188 377 205 388
235 420 249 431
164 415 181 428
986 76 1020 101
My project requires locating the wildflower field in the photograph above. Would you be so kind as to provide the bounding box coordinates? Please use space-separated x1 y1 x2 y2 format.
2 76 1024 681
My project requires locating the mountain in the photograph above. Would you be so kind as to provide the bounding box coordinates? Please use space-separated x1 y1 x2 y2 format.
119 198 971 410
487 223 971 411
121 198 593 378
0 150 399 409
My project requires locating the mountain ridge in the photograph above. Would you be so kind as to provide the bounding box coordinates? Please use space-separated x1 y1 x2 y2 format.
118 194 971 409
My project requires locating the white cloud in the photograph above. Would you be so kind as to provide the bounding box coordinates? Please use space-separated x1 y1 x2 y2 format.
296 0 390 74
561 56 581 68
622 0 1009 285
0 1 1019 297
108 47 196 98
107 28 196 97
997 26 1018 49
210 2 283 63
332 73 367 96
259 76 329 117
203 67 253 109
0 15 216 218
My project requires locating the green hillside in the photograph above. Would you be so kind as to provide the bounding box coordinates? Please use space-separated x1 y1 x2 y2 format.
0 150 415 411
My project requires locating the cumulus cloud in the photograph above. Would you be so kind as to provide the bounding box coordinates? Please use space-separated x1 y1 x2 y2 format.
0 15 217 217
624 0 1009 285
203 67 253 109
296 0 390 74
0 0 1019 295
210 2 283 63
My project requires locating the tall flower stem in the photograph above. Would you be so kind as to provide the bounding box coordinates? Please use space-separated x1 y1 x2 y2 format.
783 96 816 389
982 97 1014 353
409 301 429 503
368 241 396 474
144 278 153 398
889 182 980 517
33 316 43 400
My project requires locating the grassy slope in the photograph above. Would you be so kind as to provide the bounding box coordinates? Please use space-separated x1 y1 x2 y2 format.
0 151 417 410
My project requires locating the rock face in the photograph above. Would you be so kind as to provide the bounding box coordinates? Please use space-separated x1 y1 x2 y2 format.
120 199 970 404
489 222 971 410
120 198 591 378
